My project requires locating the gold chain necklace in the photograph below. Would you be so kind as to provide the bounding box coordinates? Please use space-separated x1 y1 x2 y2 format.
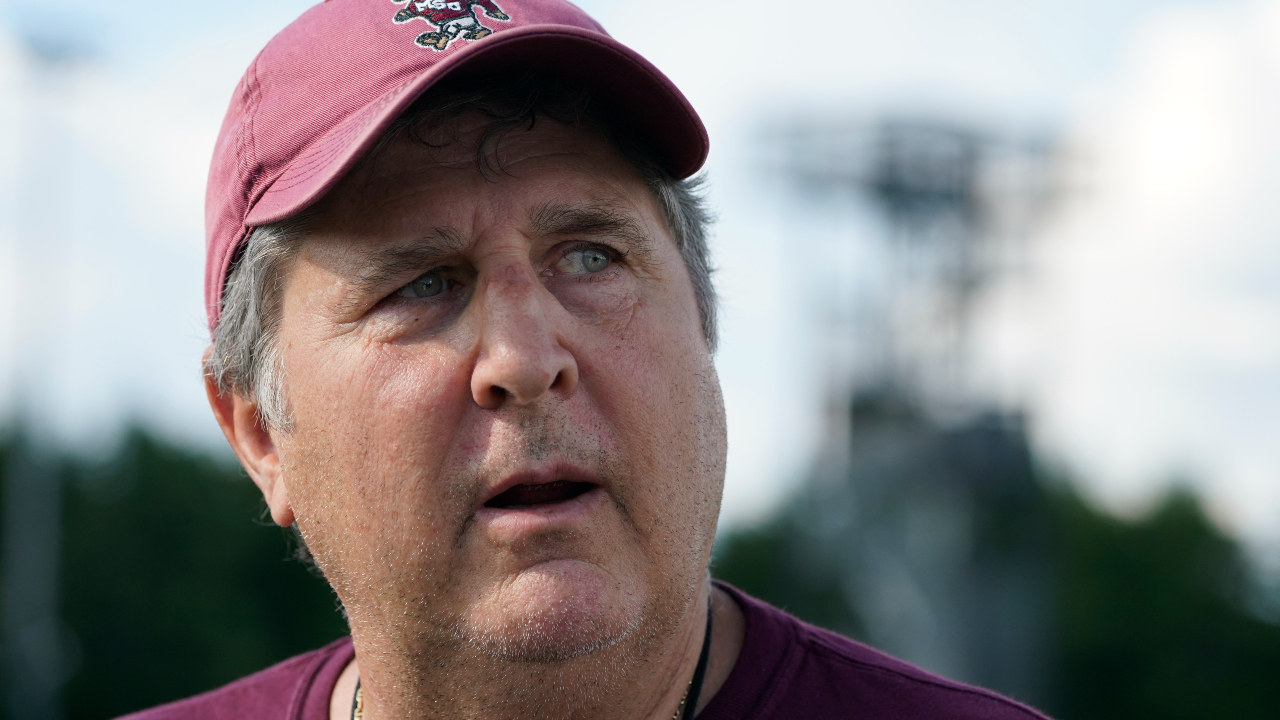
671 681 692 720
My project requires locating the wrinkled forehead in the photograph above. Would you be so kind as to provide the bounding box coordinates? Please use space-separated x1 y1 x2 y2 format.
306 113 652 236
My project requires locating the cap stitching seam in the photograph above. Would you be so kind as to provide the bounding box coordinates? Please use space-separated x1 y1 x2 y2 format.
266 112 376 193
213 52 265 328
267 74 415 194
239 52 265 216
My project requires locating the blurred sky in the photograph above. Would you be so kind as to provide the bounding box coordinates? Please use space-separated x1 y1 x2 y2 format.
0 0 1277 549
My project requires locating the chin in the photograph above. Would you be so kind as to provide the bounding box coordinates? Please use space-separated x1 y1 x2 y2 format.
463 559 644 662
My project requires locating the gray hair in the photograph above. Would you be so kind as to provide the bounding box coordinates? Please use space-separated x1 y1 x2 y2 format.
204 215 309 431
204 77 717 432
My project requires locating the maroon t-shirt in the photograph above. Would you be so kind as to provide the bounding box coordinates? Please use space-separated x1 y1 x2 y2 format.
120 584 1051 719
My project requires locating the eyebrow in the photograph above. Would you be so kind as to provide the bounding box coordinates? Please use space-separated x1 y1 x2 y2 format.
344 226 466 305
528 202 653 255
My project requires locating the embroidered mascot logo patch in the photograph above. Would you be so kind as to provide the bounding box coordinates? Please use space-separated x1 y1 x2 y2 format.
392 0 511 51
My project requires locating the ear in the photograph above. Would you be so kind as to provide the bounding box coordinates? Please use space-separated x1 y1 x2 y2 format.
204 355 295 527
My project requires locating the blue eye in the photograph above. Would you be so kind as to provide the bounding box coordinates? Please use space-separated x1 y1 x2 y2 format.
561 247 611 274
396 270 447 298
581 248 610 273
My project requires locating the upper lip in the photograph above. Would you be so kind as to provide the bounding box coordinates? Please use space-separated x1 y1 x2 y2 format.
478 462 603 509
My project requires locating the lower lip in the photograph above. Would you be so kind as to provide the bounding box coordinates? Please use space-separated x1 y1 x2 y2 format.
475 486 607 535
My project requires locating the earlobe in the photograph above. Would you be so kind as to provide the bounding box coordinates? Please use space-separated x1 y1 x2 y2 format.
204 367 296 527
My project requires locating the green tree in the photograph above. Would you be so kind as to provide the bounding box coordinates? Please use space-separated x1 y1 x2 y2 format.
715 481 1280 720
55 429 347 719
1053 487 1280 719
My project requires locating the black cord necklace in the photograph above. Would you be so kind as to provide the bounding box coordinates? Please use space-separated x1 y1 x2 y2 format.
350 599 715 720
681 598 714 720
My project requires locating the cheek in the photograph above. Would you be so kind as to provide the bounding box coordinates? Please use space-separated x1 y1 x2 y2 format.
290 338 468 447
580 296 725 530
278 338 477 569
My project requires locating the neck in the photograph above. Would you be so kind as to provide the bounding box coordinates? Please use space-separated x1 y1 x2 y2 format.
332 580 745 720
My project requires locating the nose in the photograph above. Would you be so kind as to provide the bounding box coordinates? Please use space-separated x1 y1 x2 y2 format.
470 263 579 410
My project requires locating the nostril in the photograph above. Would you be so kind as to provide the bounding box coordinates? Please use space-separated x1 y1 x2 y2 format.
490 386 508 400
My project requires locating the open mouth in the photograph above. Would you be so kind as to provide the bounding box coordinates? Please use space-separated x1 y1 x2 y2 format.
483 480 597 510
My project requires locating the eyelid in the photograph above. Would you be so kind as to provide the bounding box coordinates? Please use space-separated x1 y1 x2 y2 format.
545 242 622 275
557 240 626 262
385 265 468 301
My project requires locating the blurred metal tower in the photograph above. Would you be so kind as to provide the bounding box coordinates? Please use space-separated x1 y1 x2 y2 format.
3 32 87 720
784 117 1056 414
777 115 1059 702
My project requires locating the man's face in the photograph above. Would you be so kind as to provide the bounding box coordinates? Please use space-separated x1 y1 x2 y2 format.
270 116 726 664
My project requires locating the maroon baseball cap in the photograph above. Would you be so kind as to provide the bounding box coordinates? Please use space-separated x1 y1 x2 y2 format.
204 0 708 332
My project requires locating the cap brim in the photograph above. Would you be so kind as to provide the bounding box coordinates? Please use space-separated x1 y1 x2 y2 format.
245 24 708 226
